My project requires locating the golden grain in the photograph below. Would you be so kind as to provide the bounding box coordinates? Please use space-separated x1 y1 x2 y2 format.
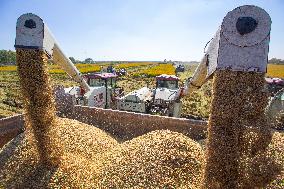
203 70 282 188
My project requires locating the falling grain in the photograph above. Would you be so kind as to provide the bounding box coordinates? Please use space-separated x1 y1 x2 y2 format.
16 49 59 166
203 70 282 188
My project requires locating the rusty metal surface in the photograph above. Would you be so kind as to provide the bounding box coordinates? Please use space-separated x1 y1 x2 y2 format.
0 114 24 148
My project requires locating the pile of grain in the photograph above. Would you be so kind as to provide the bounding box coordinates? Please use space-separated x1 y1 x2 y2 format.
16 49 59 165
204 70 282 188
96 130 204 188
0 118 118 188
1 121 282 188
265 131 284 189
0 120 204 188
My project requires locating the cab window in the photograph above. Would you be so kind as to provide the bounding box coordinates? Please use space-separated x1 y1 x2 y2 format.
157 80 178 89
89 78 104 87
167 80 178 89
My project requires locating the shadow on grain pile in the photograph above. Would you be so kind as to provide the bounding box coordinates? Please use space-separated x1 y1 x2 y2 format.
0 49 283 188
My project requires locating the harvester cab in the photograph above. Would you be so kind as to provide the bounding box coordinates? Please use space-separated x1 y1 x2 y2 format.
83 72 123 108
64 72 122 109
155 74 179 89
85 73 117 88
151 74 182 117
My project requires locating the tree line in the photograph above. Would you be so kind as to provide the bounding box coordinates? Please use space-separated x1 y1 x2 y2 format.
268 58 284 64
0 50 16 65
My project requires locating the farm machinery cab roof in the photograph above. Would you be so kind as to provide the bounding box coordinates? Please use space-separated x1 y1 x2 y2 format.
152 74 182 117
84 73 117 88
154 74 181 102
156 74 179 89
65 72 122 109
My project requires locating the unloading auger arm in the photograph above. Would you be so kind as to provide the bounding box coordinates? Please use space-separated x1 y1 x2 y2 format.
184 5 271 94
15 13 90 92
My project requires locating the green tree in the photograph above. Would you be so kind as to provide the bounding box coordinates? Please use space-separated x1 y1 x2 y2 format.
84 58 94 63
0 50 16 64
269 58 284 64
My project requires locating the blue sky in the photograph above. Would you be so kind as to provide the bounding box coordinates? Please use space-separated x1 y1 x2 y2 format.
0 0 283 61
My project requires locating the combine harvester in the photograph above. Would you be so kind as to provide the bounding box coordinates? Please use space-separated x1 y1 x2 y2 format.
65 72 122 108
117 74 183 117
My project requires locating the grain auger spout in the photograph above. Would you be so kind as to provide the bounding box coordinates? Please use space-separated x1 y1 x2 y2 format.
193 5 274 188
15 13 90 92
184 5 271 94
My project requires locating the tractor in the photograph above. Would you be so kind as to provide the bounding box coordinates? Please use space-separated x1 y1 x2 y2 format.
64 72 123 109
117 74 183 117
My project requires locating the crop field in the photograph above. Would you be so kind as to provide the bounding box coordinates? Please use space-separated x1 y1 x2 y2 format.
0 62 157 74
114 62 156 69
0 62 163 117
0 62 283 118
132 63 176 77
267 64 284 78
